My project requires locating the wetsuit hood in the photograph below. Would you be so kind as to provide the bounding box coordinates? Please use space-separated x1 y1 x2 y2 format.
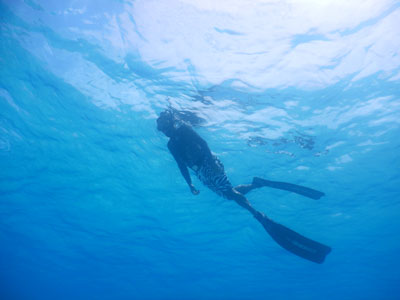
157 110 179 137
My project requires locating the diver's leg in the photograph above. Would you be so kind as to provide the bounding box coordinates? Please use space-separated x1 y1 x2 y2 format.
234 177 273 195
224 189 262 218
233 184 253 195
234 177 268 195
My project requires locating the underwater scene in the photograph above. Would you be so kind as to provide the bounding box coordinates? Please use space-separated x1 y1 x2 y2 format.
1 0 400 299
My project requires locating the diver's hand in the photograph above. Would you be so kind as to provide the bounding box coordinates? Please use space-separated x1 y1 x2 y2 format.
190 184 200 195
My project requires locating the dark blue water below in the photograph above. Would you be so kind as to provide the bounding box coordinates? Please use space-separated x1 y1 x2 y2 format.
1 1 400 299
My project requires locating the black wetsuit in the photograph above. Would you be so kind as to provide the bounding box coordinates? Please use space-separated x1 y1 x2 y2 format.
167 123 233 197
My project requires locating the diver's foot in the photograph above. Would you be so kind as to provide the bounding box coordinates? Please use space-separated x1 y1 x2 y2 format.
252 177 267 187
253 211 265 222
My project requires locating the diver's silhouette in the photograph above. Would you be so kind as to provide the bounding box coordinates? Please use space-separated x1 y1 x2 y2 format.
157 109 331 263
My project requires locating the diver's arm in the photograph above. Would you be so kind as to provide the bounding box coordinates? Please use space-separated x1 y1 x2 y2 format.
168 141 199 195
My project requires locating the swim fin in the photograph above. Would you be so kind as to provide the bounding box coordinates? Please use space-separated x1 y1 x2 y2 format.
256 214 331 263
253 177 325 200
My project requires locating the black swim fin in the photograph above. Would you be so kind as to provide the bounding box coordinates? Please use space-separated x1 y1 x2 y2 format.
256 214 331 263
253 177 325 200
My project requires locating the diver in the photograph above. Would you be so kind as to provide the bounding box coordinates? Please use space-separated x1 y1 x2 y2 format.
157 108 331 263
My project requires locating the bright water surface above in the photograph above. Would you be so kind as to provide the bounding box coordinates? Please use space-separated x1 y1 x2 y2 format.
1 1 400 299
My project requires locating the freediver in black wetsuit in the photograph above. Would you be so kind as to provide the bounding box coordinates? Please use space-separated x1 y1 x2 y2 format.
157 109 331 263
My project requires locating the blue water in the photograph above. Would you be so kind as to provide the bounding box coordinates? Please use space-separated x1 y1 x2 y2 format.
1 1 400 299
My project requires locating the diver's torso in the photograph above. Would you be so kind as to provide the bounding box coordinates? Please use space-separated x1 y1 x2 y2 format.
171 125 212 168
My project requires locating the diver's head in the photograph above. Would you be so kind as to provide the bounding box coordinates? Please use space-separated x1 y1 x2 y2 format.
157 110 177 137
